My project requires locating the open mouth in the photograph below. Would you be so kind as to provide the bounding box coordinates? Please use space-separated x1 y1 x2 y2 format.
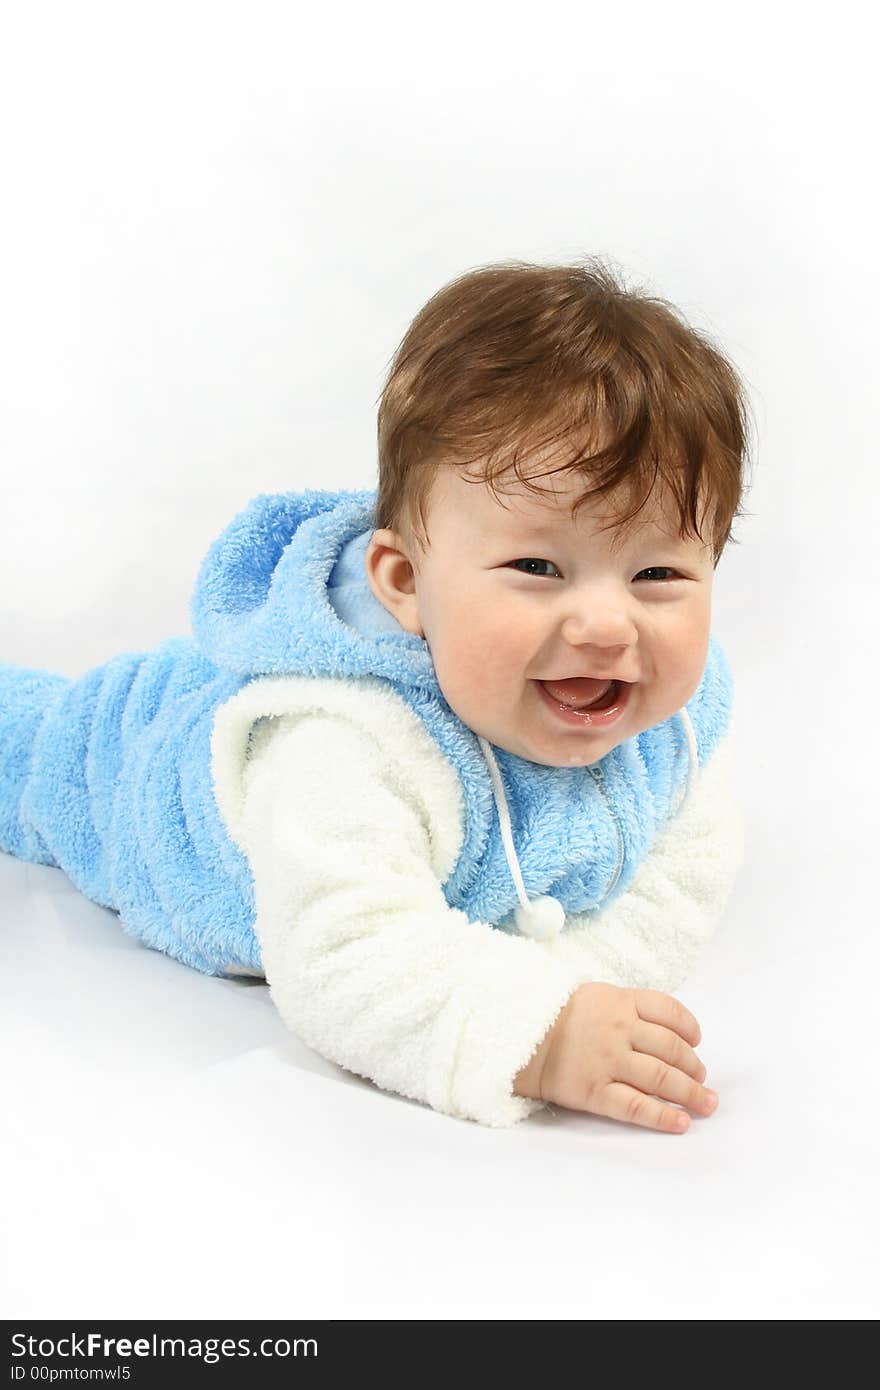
539 677 621 712
536 678 631 727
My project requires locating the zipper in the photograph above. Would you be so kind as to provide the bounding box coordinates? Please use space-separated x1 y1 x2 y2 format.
588 763 625 903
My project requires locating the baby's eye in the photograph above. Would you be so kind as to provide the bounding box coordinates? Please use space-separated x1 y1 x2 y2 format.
634 567 680 582
509 558 559 578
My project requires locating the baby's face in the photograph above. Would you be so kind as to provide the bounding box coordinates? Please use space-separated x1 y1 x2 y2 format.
366 466 715 767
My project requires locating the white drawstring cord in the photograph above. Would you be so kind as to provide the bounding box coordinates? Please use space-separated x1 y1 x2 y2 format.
675 707 698 817
477 735 566 940
477 735 528 904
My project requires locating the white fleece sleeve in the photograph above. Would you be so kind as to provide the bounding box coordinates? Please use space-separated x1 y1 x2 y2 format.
538 723 747 992
236 710 586 1128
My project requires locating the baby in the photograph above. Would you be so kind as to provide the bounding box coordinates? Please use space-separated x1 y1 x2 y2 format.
0 257 750 1131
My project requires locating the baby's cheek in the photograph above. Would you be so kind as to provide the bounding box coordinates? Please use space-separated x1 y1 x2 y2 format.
661 664 705 717
446 623 499 679
658 618 710 691
429 644 479 712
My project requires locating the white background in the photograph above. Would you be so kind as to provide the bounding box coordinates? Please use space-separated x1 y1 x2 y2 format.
1 0 878 1320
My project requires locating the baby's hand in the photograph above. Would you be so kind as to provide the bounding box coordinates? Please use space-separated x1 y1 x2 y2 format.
513 982 718 1133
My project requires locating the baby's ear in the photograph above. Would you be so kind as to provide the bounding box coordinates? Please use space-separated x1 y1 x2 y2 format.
364 531 425 638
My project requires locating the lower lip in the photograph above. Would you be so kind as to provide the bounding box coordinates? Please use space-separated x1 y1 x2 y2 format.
535 679 632 729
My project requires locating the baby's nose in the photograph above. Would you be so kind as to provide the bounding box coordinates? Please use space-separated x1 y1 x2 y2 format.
560 614 635 649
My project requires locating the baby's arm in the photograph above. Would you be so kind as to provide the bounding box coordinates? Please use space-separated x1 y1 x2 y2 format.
235 709 586 1128
231 691 743 1130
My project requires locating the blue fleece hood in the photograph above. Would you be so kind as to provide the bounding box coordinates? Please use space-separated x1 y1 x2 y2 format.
0 486 735 976
191 488 434 685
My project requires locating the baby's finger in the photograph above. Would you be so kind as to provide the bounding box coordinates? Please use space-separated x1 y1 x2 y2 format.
617 1052 718 1118
600 1081 693 1134
633 988 701 1047
631 1020 706 1084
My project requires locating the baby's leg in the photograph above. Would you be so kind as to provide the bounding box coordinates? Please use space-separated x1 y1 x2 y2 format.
0 662 71 867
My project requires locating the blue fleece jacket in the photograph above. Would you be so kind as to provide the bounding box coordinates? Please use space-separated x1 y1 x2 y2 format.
0 487 734 977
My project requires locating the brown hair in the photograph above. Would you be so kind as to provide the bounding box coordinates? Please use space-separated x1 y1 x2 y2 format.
373 256 755 567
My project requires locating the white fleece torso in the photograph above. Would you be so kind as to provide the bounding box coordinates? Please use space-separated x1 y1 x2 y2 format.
213 676 745 1128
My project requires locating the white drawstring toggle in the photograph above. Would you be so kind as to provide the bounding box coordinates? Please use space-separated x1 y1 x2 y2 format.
514 894 566 940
